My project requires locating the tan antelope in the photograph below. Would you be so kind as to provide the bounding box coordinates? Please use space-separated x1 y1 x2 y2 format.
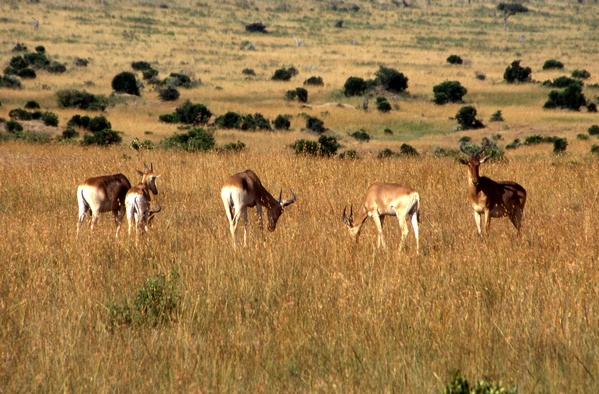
125 163 161 242
77 173 132 238
221 169 296 248
460 142 527 237
342 183 420 254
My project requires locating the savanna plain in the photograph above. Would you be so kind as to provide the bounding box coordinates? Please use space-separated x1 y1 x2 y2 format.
1 0 599 392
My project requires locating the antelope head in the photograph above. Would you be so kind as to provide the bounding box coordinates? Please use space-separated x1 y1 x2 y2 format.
267 189 296 231
137 162 160 195
341 205 360 238
460 141 490 186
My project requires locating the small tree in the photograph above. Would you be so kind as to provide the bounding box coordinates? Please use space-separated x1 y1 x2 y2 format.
343 76 368 97
497 2 529 31
446 55 463 65
375 65 408 93
456 106 484 130
433 81 467 104
274 115 291 130
504 60 531 84
111 71 140 95
306 116 325 133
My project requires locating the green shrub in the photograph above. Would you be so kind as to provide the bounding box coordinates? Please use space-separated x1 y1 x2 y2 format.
68 114 91 128
588 103 597 112
343 76 368 97
131 61 152 71
17 68 36 79
306 116 325 133
159 128 215 152
456 105 484 130
553 137 568 153
9 56 28 70
158 86 180 101
400 143 419 156
24 100 40 109
523 134 543 145
304 76 324 86
339 150 358 159
242 68 256 76
41 111 59 127
272 68 292 81
588 125 599 135
295 87 308 103
129 138 155 150
433 80 467 104
0 75 22 89
35 46 45 53
350 129 370 141
591 144 599 154
88 115 111 132
446 54 463 65
219 140 246 153
82 129 122 146
461 139 504 161
290 139 319 155
504 60 531 83
542 59 564 70
544 84 586 110
490 110 504 122
167 72 192 88
107 269 180 329
215 111 242 128
245 22 267 33
572 69 591 80
577 133 589 140
160 100 212 124
5 120 23 134
240 113 272 131
9 108 33 120
375 65 408 93
111 71 140 95
61 127 79 140
274 114 291 130
24 52 50 68
142 68 159 80
506 139 521 150
74 57 89 67
542 76 580 88
376 97 392 112
56 89 107 110
46 62 66 74
317 135 340 157
377 148 398 159
285 90 298 101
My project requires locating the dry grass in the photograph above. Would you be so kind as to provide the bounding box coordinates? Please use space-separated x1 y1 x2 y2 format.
2 0 599 392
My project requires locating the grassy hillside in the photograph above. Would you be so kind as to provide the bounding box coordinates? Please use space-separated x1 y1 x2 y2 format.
1 0 599 392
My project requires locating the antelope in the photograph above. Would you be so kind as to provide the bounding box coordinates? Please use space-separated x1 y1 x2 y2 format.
125 163 161 242
342 183 420 254
460 142 527 237
77 173 132 238
221 169 296 248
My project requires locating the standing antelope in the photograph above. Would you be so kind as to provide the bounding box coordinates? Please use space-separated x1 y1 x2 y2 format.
460 142 527 237
125 163 161 242
77 173 132 238
342 183 420 254
221 169 296 248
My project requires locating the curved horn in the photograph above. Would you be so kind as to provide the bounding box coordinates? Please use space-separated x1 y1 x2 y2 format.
474 141 487 157
150 162 154 172
350 205 354 220
459 142 471 156
150 201 161 215
280 188 296 207
278 188 282 203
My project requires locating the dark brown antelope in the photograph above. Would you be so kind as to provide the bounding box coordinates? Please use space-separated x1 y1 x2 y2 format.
221 169 296 248
125 163 161 242
342 183 420 254
77 173 132 238
460 142 527 237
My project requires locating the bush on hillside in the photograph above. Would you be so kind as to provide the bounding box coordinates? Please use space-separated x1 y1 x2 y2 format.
504 60 532 83
41 111 59 127
376 97 392 112
433 80 467 104
159 100 212 124
304 76 324 86
159 128 215 152
572 69 591 80
158 86 180 101
350 129 370 141
306 116 326 133
375 65 408 93
111 71 140 95
343 76 368 97
56 89 107 110
543 84 586 110
82 129 122 146
132 61 152 71
88 115 112 132
456 106 485 130
446 55 463 65
272 68 293 81
274 114 291 130
542 59 564 70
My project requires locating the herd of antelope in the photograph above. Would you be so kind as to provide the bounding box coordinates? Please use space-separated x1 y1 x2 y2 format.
76 142 527 252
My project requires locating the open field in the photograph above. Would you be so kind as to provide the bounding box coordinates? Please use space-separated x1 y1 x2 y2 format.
2 0 599 392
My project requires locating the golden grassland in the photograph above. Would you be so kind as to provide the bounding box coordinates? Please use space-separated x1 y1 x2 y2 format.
1 0 599 392
2 142 599 392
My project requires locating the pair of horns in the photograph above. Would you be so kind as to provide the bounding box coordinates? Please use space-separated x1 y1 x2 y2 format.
342 205 354 223
279 188 296 207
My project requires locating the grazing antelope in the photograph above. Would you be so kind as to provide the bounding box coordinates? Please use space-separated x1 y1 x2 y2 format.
77 173 132 238
221 169 296 248
342 183 420 254
125 163 161 242
460 142 527 237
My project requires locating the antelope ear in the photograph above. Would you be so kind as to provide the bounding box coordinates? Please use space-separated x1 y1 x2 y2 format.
136 169 144 176
459 158 468 165
479 155 491 164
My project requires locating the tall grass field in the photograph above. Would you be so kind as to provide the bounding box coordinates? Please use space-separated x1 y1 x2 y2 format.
1 0 599 392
